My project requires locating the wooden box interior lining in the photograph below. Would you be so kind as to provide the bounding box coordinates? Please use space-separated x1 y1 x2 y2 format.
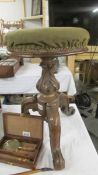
3 112 43 139
0 135 41 164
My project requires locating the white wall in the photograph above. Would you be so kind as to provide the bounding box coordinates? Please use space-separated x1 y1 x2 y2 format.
0 0 49 28
0 0 23 21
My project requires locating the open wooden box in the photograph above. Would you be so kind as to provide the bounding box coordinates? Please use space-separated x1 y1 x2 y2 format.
0 112 43 169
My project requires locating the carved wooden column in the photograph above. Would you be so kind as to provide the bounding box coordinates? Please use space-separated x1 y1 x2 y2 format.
36 57 65 170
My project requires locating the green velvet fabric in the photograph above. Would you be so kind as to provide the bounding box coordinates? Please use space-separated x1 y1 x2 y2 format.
5 27 90 55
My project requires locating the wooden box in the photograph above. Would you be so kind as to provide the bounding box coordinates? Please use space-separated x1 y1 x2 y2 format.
0 112 43 169
0 58 20 78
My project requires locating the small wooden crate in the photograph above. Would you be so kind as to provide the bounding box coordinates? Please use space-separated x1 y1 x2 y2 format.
0 112 43 169
0 58 20 78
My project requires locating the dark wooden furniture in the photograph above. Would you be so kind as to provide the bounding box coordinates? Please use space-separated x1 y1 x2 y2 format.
0 58 21 78
79 59 98 85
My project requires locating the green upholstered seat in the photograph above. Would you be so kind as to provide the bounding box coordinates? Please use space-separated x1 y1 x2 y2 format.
5 27 90 57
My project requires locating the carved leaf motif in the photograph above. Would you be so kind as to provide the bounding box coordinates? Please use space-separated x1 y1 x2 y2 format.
37 59 59 94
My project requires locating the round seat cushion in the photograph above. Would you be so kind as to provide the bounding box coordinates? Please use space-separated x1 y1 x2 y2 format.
5 27 90 57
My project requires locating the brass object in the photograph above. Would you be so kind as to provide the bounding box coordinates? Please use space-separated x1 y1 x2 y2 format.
18 145 36 152
3 139 21 151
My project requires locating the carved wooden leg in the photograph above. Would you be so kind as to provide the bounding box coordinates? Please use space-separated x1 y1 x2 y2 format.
21 95 38 114
36 58 65 169
46 98 65 170
59 93 75 116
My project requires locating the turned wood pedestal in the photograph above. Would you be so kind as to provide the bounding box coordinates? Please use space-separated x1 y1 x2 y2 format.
22 57 75 170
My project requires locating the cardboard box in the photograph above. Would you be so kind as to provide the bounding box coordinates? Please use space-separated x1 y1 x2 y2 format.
0 112 43 169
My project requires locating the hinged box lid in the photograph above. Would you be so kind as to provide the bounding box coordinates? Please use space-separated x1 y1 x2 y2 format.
3 112 43 140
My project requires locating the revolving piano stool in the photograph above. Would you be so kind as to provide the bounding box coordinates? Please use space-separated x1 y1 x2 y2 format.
5 27 90 170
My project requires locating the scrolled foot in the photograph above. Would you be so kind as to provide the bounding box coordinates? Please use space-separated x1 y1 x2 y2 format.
61 106 75 116
53 150 65 170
